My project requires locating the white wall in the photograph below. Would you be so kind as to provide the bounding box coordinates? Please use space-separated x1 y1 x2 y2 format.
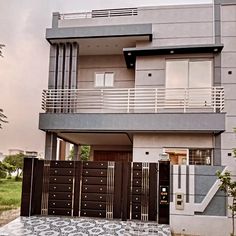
133 133 213 162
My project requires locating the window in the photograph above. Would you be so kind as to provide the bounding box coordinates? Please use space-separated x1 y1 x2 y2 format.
166 59 212 89
165 148 188 165
95 72 114 87
189 149 212 165
166 59 213 106
164 148 212 165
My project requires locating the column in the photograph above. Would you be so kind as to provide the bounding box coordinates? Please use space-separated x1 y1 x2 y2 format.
45 132 57 160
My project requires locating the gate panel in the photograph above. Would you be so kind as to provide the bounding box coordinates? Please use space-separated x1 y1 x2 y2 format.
131 162 142 220
80 161 108 218
149 163 158 221
47 161 74 216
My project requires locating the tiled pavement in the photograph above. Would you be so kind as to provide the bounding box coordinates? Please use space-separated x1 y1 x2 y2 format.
0 216 171 236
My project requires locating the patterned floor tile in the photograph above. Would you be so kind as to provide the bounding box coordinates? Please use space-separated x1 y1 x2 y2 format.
0 216 171 236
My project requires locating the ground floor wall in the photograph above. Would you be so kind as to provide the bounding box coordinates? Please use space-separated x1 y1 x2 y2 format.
170 165 229 236
133 133 215 163
170 215 231 236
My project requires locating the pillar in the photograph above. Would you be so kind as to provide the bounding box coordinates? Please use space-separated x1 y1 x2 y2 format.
45 132 57 160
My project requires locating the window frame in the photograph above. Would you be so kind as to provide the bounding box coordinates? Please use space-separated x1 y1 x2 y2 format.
163 147 213 166
94 72 114 88
165 58 213 89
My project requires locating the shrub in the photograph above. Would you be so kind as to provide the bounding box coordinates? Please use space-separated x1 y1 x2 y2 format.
0 170 7 179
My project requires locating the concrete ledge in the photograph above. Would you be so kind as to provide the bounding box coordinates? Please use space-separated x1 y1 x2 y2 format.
46 24 152 41
39 113 225 133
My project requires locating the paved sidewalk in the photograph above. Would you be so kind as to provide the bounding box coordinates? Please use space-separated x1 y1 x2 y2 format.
0 216 170 236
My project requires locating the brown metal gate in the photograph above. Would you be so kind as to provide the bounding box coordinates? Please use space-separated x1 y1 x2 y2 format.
21 158 169 224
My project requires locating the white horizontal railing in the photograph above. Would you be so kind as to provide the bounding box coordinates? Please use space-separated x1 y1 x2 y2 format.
42 87 224 113
59 8 138 20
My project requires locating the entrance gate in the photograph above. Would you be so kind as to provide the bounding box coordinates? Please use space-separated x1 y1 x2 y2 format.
21 158 169 224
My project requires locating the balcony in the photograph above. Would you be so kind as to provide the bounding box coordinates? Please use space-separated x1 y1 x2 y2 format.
42 87 224 114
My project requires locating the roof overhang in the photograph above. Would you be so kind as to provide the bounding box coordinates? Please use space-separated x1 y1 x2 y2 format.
123 44 224 68
46 23 152 44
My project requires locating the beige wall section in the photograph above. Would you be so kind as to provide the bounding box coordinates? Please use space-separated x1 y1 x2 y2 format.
133 133 213 162
78 55 134 89
220 4 236 166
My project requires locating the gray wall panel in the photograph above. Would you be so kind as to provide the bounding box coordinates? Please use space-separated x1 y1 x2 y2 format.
39 113 225 133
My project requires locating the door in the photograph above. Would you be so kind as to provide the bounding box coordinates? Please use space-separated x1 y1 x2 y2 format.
93 151 132 162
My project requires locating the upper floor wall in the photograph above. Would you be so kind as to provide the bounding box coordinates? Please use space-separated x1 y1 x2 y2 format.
50 4 215 48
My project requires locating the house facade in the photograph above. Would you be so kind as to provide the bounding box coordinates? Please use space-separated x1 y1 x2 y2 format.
37 0 236 235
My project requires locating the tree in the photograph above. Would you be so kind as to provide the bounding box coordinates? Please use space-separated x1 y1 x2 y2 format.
3 153 25 178
0 44 4 57
216 170 236 236
0 161 7 178
0 108 8 129
80 145 90 161
68 145 90 161
2 161 16 177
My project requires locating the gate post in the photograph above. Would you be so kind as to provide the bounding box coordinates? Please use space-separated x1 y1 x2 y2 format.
158 160 170 224
121 162 131 221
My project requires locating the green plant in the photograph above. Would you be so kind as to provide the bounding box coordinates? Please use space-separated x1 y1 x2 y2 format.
80 145 90 161
0 169 7 178
2 161 15 177
0 178 22 213
0 108 8 129
68 145 90 161
3 153 24 178
216 170 236 236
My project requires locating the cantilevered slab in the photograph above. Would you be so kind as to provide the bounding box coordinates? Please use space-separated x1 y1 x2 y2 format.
46 24 152 43
123 44 224 68
39 113 225 134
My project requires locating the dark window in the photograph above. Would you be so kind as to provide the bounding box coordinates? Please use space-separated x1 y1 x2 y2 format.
189 149 212 165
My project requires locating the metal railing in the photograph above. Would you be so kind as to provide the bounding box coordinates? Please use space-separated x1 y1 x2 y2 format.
59 8 138 20
42 87 224 113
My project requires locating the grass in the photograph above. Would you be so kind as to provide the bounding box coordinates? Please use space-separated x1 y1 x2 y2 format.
0 178 22 213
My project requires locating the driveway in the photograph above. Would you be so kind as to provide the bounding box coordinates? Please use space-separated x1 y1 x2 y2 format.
0 216 171 235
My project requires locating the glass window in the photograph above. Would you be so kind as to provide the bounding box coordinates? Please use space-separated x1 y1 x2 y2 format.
104 73 114 87
95 72 114 87
95 73 104 87
166 59 212 89
165 148 212 165
189 149 212 165
189 61 212 88
166 60 188 88
165 148 188 165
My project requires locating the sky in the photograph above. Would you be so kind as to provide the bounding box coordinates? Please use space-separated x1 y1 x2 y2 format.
0 0 212 156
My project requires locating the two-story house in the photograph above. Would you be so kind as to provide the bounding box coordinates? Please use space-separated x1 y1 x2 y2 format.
25 0 236 235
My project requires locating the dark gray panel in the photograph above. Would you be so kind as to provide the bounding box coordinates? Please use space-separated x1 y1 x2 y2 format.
195 166 225 203
195 190 226 216
39 113 225 133
214 134 222 165
215 0 236 4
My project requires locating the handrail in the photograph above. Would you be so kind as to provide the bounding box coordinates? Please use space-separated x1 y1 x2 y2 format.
42 87 224 114
59 8 138 20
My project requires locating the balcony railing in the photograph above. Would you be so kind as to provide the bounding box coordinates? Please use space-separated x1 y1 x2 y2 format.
42 87 224 114
59 8 138 20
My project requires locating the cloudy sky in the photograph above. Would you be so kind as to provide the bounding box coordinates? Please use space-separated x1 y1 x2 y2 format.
0 0 212 156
